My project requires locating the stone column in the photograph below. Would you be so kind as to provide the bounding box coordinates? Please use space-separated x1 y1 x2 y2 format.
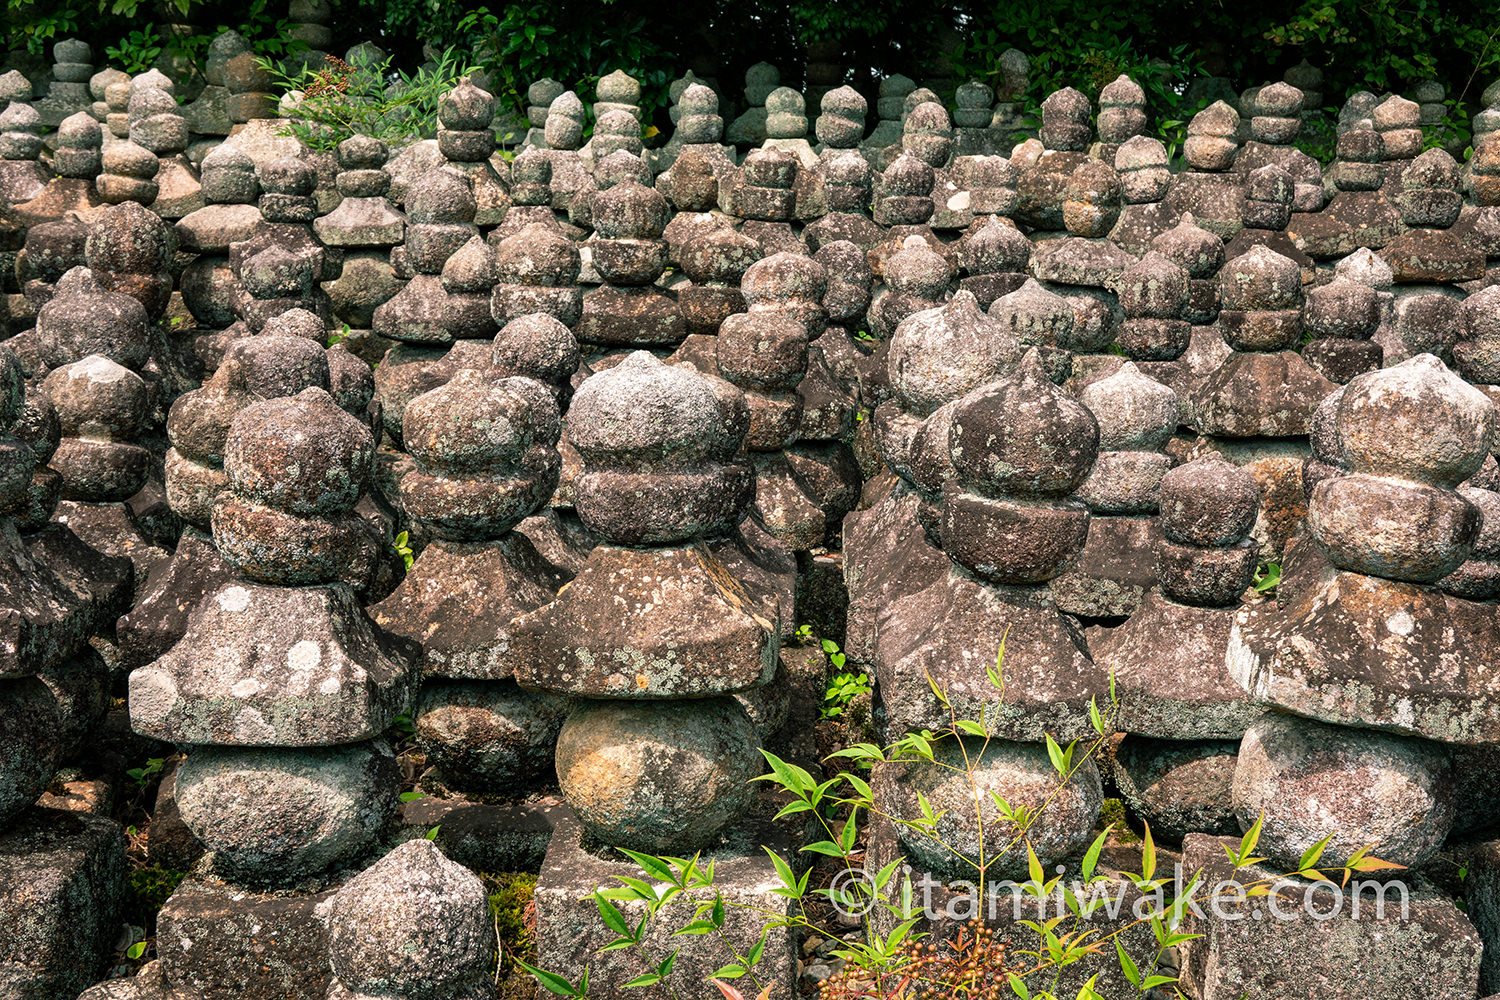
128 82 203 219
575 178 683 348
0 102 48 205
514 350 797 995
131 386 416 1000
0 343 128 1000
1111 134 1171 255
1162 100 1243 239
1051 362 1177 617
1095 453 1264 842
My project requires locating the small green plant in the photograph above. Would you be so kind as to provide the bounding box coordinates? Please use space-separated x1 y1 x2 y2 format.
394 531 415 572
1253 561 1281 596
820 637 871 721
125 757 166 789
327 323 351 348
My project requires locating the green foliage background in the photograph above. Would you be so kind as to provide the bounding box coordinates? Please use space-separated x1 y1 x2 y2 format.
6 0 1498 130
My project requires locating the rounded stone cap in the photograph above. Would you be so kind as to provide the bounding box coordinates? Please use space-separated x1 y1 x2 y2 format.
336 134 388 170
528 77 564 107
949 350 1099 499
1218 245 1302 311
36 267 150 369
403 369 559 474
882 152 935 197
883 242 950 299
1335 246 1394 288
56 110 102 148
1403 147 1459 190
591 179 668 240
957 79 994 108
492 313 581 384
679 82 718 115
1116 134 1168 171
743 251 828 310
1100 74 1145 107
42 355 149 439
405 168 477 224
438 78 495 130
261 308 325 343
1189 101 1239 138
127 86 176 122
86 200 172 274
327 839 490 996
1159 452 1260 546
1042 86 1090 124
258 154 315 196
0 102 40 136
597 68 641 104
1336 353 1494 487
959 216 1030 275
544 92 585 149
1079 362 1178 452
821 85 866 118
511 147 552 186
765 86 804 115
1257 81 1304 116
569 351 735 467
890 290 1019 418
990 278 1075 345
594 149 651 190
1374 95 1421 131
493 223 580 286
679 226 762 285
224 386 375 516
1117 251 1190 319
100 141 159 180
1305 277 1380 340
440 236 495 294
220 333 330 399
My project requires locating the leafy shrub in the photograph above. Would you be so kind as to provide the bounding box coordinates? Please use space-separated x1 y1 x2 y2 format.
261 45 477 152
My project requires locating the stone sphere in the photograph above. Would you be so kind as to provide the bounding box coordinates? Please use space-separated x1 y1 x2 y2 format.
1159 453 1260 546
1112 735 1242 841
415 680 569 789
878 736 1103 881
175 743 398 887
555 698 760 853
1232 713 1453 872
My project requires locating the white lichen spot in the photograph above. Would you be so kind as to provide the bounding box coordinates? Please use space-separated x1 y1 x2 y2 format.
1385 610 1415 637
318 676 341 695
231 678 262 698
217 586 251 613
287 640 321 672
127 667 176 723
